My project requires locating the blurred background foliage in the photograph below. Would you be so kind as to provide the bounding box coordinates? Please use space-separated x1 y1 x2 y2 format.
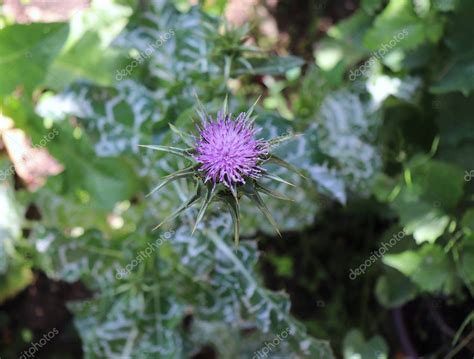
0 0 473 358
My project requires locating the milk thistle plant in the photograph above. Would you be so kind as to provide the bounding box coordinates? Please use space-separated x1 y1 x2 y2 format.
140 100 304 244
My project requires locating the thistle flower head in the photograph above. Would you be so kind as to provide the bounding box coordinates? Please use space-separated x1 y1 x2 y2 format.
194 111 268 188
140 99 305 245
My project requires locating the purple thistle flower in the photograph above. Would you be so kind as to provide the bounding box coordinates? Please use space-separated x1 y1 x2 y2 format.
194 111 268 188
140 99 303 243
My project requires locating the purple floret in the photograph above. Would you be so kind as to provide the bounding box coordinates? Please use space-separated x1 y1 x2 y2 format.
194 111 268 188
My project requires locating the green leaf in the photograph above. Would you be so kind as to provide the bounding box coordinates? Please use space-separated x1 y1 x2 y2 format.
375 269 419 308
434 93 474 169
409 159 465 210
383 250 423 276
45 31 128 89
392 187 450 244
458 238 474 285
0 262 33 305
462 209 474 234
0 23 68 96
431 0 474 94
47 137 141 210
44 0 132 89
389 158 465 243
431 59 474 94
363 0 443 52
383 244 455 292
343 329 388 359
361 0 385 14
316 10 372 79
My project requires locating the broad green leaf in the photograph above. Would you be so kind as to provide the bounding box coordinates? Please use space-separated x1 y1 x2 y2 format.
389 158 465 243
45 0 132 89
45 32 129 89
431 59 474 94
409 159 465 210
392 187 450 244
375 270 418 308
361 0 385 14
372 173 398 203
0 23 68 96
315 9 372 82
458 238 474 285
384 244 455 292
431 0 474 94
0 261 33 305
363 0 443 52
434 93 474 170
343 329 388 359
383 250 422 276
462 209 474 234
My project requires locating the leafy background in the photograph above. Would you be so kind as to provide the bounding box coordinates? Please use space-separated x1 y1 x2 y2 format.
0 0 473 358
